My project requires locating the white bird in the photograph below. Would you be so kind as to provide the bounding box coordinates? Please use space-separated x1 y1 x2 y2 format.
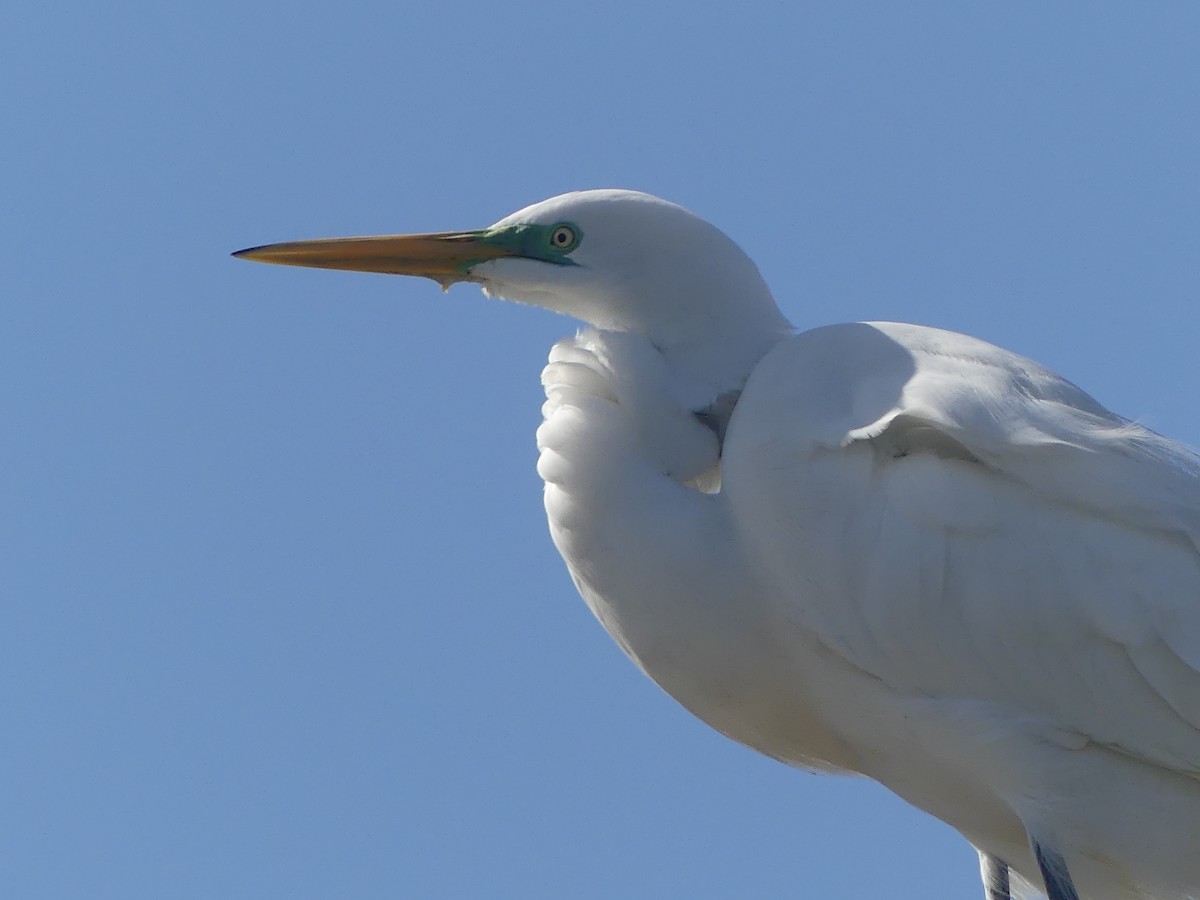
235 190 1200 900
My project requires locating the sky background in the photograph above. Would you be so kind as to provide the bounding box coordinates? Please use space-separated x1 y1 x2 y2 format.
4 4 1200 898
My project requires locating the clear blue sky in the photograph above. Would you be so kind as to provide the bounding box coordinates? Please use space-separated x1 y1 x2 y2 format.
4 4 1199 898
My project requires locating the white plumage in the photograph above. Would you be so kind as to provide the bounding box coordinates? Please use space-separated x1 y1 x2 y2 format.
237 189 1200 900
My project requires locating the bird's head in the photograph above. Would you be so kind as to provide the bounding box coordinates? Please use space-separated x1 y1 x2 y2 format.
235 189 793 397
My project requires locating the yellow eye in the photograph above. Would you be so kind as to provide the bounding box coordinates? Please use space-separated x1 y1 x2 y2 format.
549 225 578 251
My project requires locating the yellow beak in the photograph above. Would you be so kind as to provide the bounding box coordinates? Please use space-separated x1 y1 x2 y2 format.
232 230 519 288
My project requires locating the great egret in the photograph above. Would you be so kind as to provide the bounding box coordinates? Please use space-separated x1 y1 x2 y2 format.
235 190 1200 900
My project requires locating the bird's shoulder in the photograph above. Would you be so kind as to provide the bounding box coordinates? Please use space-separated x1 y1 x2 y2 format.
738 320 1106 441
734 320 1200 540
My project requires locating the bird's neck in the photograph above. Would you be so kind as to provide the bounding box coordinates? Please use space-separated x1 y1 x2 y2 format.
535 328 859 771
637 283 794 410
537 328 753 697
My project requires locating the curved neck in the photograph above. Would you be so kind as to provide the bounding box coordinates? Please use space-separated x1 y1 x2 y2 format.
535 329 856 771
537 330 750 688
537 327 738 576
618 253 793 405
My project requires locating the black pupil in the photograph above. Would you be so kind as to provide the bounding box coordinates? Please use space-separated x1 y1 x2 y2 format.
555 230 569 245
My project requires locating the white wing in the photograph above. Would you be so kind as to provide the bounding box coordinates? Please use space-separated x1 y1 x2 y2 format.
724 321 1200 775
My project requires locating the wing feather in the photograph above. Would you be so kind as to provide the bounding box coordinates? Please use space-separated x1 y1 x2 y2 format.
725 322 1200 774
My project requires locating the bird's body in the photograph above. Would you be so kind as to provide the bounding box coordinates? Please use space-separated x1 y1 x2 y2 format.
542 318 1200 899
237 189 1200 899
